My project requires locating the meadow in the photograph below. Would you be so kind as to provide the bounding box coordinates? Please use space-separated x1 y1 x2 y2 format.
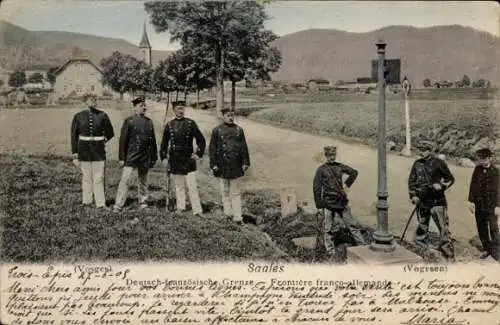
0 96 490 263
248 98 497 158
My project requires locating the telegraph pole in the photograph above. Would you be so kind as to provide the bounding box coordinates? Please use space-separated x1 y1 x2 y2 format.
370 39 395 252
402 76 412 156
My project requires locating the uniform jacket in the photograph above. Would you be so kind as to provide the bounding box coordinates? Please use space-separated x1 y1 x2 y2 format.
160 117 206 175
468 164 500 211
119 114 158 168
71 108 114 161
408 155 455 207
209 122 250 179
313 161 358 210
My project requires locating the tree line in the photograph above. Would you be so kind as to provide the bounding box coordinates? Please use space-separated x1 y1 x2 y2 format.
422 75 492 89
100 1 282 113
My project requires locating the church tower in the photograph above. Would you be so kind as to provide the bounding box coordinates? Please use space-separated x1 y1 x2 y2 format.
139 22 152 67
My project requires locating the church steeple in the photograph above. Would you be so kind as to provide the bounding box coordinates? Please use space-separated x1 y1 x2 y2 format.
139 21 151 49
139 21 152 67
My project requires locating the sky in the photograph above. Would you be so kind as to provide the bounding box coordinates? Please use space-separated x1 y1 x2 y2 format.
0 1 498 51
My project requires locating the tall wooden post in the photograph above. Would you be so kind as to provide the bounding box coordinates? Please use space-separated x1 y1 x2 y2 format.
370 39 396 252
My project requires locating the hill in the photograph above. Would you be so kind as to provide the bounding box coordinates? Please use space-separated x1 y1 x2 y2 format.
0 20 171 70
1 20 499 87
271 25 500 87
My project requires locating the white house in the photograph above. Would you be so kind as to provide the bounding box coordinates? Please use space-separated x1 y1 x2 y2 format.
53 58 107 98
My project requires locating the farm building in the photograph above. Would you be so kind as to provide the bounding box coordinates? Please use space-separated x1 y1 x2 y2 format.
53 57 107 99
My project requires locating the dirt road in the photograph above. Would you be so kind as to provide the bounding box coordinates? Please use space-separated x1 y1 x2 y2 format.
150 102 478 247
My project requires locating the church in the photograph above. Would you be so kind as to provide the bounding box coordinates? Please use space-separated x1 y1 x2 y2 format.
52 23 153 99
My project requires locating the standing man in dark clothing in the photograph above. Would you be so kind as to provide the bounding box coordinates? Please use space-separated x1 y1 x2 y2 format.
408 142 455 259
113 96 158 212
468 148 500 261
313 146 365 262
209 108 250 224
160 101 206 216
71 92 114 209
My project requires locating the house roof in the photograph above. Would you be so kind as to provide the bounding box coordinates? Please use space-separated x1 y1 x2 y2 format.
139 22 151 48
54 58 103 76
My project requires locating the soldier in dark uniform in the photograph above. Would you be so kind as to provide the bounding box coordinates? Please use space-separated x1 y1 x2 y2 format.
160 101 206 216
313 146 365 262
113 96 158 212
468 148 500 261
209 108 250 224
408 142 455 259
71 92 114 209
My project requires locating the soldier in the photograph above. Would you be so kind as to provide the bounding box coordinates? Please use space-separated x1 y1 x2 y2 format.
209 108 250 225
113 95 158 212
313 146 365 262
467 148 500 261
160 101 206 216
71 92 114 209
408 142 455 260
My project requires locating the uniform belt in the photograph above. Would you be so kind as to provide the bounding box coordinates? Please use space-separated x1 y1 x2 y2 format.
79 136 105 141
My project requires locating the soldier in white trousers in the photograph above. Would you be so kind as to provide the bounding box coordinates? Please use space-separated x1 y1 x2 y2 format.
160 101 206 216
209 109 250 224
70 92 115 209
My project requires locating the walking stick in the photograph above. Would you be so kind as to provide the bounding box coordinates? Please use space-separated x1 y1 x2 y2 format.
400 205 418 242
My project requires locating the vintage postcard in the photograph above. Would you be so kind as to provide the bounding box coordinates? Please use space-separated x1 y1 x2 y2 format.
0 1 499 324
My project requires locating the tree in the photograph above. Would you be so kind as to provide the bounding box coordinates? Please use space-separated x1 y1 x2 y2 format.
47 67 58 86
28 72 44 84
100 51 151 99
473 78 487 88
8 69 27 87
422 78 431 88
460 75 471 88
144 1 271 114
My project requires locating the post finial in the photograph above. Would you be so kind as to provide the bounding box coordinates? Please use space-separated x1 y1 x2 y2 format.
376 38 386 50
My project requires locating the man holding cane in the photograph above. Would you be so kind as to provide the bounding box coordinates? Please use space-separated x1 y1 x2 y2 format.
71 92 114 209
408 142 455 260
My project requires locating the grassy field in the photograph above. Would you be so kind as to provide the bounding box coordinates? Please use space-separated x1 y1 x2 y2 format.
248 99 497 155
0 101 489 263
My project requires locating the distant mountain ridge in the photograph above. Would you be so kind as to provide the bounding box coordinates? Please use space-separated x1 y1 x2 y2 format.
0 20 171 70
271 25 500 86
1 20 499 87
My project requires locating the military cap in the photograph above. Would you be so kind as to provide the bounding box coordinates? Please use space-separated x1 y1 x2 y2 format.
476 148 493 158
416 141 435 152
324 146 337 156
172 101 186 108
132 95 145 106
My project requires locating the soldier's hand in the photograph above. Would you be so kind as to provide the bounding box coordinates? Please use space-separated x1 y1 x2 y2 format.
212 166 219 172
432 183 443 190
468 202 475 214
72 159 80 168
242 165 249 172
119 161 124 167
411 196 420 205
191 153 200 161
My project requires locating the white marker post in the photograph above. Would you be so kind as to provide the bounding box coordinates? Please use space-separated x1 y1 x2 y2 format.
402 77 412 156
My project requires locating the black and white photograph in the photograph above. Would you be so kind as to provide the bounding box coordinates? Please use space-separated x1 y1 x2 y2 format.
0 0 499 267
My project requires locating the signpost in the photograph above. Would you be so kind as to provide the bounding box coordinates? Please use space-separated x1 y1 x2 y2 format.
370 39 396 253
402 76 412 156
